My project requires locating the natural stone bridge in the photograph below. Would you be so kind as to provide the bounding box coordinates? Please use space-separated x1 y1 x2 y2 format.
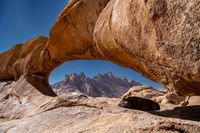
1 0 200 97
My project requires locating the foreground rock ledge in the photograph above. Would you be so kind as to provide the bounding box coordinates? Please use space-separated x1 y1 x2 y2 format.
0 91 200 133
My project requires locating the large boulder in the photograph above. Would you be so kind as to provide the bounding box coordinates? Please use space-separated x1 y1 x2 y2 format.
94 0 200 95
122 85 164 101
158 93 186 105
118 96 160 111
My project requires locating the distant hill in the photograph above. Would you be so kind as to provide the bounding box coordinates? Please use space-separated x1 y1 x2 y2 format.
51 72 142 97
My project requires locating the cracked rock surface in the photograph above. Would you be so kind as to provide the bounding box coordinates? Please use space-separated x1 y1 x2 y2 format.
0 88 200 133
0 81 200 133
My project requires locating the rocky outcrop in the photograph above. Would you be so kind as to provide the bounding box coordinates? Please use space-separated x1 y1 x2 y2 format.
1 92 200 133
52 72 141 97
0 37 57 96
0 78 199 132
0 0 200 132
158 93 187 105
0 37 48 80
0 79 92 120
121 86 199 109
94 0 200 95
122 85 164 101
0 0 200 97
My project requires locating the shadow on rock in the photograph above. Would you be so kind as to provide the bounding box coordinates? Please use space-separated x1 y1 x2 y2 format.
118 96 160 111
151 106 200 122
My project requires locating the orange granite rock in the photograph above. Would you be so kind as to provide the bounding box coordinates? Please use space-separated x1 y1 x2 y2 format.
0 0 200 100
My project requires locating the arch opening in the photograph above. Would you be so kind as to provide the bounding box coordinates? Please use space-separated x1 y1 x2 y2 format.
49 60 163 97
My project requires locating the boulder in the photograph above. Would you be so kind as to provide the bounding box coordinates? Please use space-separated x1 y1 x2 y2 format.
188 96 200 106
122 85 164 101
94 0 200 95
118 96 160 111
158 93 186 105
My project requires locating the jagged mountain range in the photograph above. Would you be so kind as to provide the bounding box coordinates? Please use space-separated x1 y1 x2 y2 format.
51 72 141 97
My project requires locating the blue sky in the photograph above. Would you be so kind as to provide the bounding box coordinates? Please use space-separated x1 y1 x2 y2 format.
0 0 162 89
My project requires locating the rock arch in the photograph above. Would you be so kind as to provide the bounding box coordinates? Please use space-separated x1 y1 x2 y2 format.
1 0 200 97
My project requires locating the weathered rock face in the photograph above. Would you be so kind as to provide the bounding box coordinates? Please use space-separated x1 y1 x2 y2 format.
94 0 200 95
52 72 141 97
0 79 92 120
0 37 48 80
1 92 200 133
0 37 57 96
0 0 200 103
47 0 111 62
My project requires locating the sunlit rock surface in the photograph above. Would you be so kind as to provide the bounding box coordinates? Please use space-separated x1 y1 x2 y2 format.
1 87 200 133
0 0 200 96
0 0 200 132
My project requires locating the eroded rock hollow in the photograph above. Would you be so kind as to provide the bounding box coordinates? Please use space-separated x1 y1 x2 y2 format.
1 0 200 97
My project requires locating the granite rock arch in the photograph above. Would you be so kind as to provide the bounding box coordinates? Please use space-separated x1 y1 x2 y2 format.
0 0 200 97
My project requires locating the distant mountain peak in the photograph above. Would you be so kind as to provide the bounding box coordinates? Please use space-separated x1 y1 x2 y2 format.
52 72 142 97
